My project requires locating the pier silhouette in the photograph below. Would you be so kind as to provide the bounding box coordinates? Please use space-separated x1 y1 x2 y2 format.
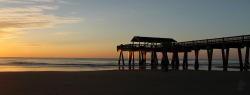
117 35 250 71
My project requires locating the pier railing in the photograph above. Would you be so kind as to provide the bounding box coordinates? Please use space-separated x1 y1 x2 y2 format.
117 35 250 51
176 35 250 46
117 44 165 50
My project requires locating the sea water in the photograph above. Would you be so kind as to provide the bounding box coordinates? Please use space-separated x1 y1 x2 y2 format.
0 57 244 72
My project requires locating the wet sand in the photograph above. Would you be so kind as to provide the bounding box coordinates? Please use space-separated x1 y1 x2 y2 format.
0 70 249 95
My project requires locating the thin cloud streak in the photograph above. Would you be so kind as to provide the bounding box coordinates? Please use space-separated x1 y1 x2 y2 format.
0 0 83 39
19 43 47 47
0 30 21 39
53 32 73 35
7 42 47 47
0 0 65 3
0 0 33 4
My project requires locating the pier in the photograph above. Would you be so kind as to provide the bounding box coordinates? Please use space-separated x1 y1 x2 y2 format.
117 35 250 71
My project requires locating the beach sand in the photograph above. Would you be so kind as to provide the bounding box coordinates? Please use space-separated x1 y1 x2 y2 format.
0 70 249 95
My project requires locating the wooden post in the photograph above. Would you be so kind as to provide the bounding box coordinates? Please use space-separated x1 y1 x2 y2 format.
161 51 165 69
151 51 158 69
139 51 142 69
238 48 243 71
171 52 175 70
140 51 146 69
182 51 186 70
225 48 229 71
155 52 158 67
207 49 213 71
128 51 132 70
194 49 199 70
175 51 179 70
151 51 155 69
144 51 147 69
142 51 144 69
221 48 229 71
132 51 135 70
161 51 169 71
207 49 210 71
121 50 124 70
183 51 188 70
245 46 249 71
221 48 225 71
165 52 169 71
118 50 122 70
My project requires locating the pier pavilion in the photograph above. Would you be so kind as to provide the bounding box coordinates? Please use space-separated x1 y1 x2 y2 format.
117 35 250 71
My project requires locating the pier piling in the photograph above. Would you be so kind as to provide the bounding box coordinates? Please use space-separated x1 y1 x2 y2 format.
161 51 169 71
221 48 229 71
245 46 249 71
207 49 213 71
238 48 243 71
128 51 133 70
183 51 188 70
194 49 199 70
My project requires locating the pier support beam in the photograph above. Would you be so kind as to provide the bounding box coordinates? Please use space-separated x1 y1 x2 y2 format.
151 51 158 69
244 46 249 71
171 52 175 70
171 51 179 70
183 51 188 70
175 52 179 70
143 51 147 69
139 51 141 68
139 51 142 69
139 51 146 69
128 51 133 70
238 48 243 71
132 51 135 70
161 51 169 71
118 50 124 70
207 49 213 71
194 49 199 70
221 48 229 71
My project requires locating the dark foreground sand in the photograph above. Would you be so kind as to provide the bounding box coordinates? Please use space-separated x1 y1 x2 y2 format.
0 70 249 95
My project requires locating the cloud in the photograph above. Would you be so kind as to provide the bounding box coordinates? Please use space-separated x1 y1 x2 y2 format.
53 32 73 35
0 0 65 3
0 5 59 13
29 0 66 3
0 29 20 39
9 42 47 47
19 43 47 47
70 12 77 15
29 0 54 2
0 0 33 4
0 1 83 39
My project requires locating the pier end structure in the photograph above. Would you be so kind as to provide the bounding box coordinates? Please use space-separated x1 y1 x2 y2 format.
117 36 177 70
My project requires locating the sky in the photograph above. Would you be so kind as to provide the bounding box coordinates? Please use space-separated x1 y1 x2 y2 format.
0 0 249 58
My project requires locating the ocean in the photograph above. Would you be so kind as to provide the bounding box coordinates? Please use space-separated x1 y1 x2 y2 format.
0 57 244 72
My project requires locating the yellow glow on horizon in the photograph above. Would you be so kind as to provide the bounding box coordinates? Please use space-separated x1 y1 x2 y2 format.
0 41 118 58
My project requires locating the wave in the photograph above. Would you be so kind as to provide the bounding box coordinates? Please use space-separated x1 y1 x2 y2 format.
1 62 117 67
9 62 50 65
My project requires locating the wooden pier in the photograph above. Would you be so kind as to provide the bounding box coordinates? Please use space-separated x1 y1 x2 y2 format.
117 35 250 71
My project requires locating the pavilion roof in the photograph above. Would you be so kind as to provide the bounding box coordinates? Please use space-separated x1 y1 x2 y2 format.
131 36 176 43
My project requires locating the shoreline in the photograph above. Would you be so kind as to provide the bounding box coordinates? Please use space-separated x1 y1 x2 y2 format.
0 70 249 95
